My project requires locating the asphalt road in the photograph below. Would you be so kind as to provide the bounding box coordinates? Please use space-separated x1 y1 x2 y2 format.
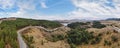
17 27 31 48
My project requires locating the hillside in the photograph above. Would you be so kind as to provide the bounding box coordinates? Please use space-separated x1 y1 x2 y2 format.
21 20 120 48
85 26 120 48
22 26 70 48
0 17 120 48
0 18 62 48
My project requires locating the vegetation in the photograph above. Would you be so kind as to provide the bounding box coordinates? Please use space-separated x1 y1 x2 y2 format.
1 18 118 48
67 22 89 29
104 40 111 46
22 35 34 48
67 29 94 45
0 39 5 48
91 36 102 44
66 29 103 48
47 34 65 42
41 40 44 45
13 18 62 29
0 18 62 48
111 35 118 42
66 22 104 48
0 23 18 48
92 21 106 28
70 44 76 48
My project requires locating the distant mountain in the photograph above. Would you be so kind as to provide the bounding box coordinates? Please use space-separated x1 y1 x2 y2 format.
106 18 120 21
55 19 94 23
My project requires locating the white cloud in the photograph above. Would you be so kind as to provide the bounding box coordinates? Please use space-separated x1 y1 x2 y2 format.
0 0 16 9
9 12 66 20
1 0 120 20
4 0 37 18
69 0 120 20
4 0 66 20
40 2 48 8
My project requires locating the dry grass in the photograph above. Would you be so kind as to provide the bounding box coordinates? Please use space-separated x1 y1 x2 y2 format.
79 26 120 48
22 26 70 48
21 21 120 48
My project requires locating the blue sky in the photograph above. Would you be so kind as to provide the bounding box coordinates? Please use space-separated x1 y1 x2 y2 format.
0 0 120 20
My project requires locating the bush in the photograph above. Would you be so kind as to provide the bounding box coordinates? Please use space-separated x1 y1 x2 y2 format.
111 36 118 42
50 34 65 42
67 22 88 29
70 44 76 48
92 21 106 28
104 40 111 46
91 36 101 44
22 35 34 48
98 33 103 37
91 40 96 44
95 36 101 43
41 40 44 45
67 29 94 45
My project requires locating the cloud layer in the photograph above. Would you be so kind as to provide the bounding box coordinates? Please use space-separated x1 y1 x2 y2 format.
0 0 120 20
70 0 120 20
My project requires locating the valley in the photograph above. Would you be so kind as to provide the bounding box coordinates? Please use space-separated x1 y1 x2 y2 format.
0 0 120 48
0 18 120 48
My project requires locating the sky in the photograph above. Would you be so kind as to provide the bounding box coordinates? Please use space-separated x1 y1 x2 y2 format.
0 0 120 20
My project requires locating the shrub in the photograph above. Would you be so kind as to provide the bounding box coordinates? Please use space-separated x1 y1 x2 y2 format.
41 40 44 45
70 44 76 48
104 40 111 46
50 34 65 42
95 36 101 43
67 22 88 29
92 21 106 28
98 33 103 37
67 29 94 45
91 37 101 44
111 36 118 42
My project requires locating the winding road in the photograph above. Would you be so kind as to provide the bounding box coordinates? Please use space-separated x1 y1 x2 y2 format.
17 26 32 48
0 20 68 48
17 22 120 48
1 20 119 48
17 26 66 48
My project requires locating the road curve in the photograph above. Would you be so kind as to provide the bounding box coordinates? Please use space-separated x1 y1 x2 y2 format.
0 20 67 48
17 26 65 48
17 26 32 48
34 26 59 32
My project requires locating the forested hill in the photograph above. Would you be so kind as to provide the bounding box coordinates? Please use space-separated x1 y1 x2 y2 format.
0 18 62 48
